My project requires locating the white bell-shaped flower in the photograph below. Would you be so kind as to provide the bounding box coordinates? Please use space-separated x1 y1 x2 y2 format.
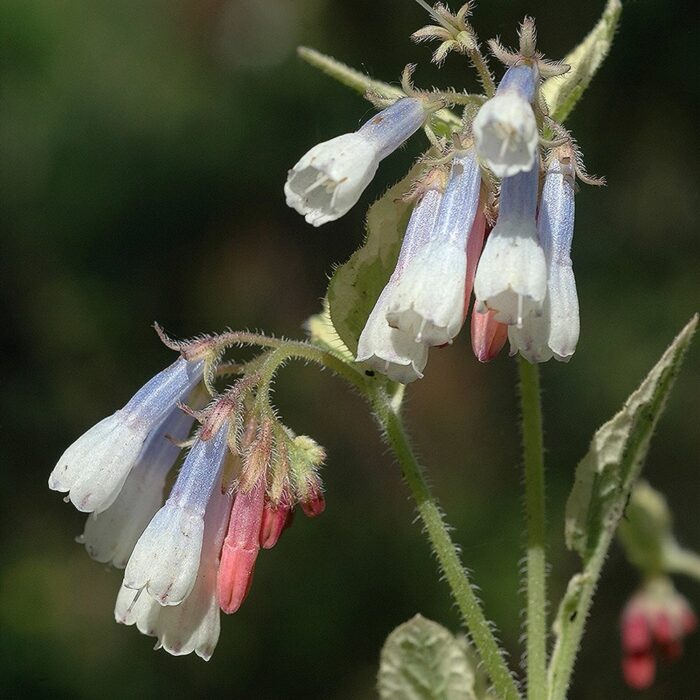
385 149 482 346
356 182 444 383
474 157 546 325
509 155 579 362
49 357 203 514
78 406 195 568
115 487 232 660
122 423 228 606
285 98 428 226
473 64 539 178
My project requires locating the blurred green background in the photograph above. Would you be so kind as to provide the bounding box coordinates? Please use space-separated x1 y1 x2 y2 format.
1 1 698 698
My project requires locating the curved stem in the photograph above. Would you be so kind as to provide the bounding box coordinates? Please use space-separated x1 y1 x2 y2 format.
372 387 522 700
518 358 548 700
214 331 368 392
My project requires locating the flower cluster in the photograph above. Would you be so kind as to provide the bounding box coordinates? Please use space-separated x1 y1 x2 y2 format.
50 333 327 660
285 11 601 382
620 578 697 690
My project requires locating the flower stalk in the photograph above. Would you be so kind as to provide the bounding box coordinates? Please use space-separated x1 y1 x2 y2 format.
518 357 548 700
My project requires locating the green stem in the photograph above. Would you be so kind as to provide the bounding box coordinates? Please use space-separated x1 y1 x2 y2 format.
372 388 522 700
665 545 700 582
518 358 548 700
547 541 607 700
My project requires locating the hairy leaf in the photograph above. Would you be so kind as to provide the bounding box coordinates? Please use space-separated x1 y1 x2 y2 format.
378 614 478 700
304 301 354 363
565 315 697 561
326 164 423 355
541 0 622 123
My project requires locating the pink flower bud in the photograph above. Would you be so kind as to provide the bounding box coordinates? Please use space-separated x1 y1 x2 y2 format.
259 501 292 550
622 650 656 691
622 610 652 654
301 486 326 518
471 309 508 362
217 478 265 614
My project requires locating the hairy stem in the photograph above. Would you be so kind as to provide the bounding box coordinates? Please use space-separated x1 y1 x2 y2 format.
518 358 548 700
372 387 522 700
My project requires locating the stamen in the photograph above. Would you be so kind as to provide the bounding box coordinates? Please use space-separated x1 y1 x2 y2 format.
304 172 331 195
517 294 524 328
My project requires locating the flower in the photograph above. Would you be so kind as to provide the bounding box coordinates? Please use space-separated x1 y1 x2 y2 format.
385 147 483 346
356 173 444 383
49 356 204 513
620 577 697 690
285 97 428 226
122 421 229 606
508 152 579 362
78 404 196 568
473 64 539 177
474 156 547 325
115 486 232 661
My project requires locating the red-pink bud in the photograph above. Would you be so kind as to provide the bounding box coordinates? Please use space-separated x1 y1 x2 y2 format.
301 487 326 518
259 501 292 549
471 308 508 362
623 651 655 690
621 610 651 654
217 477 265 614
463 210 487 318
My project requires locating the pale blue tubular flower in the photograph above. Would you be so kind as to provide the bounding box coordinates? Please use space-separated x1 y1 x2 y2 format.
78 405 196 568
49 356 204 514
473 64 539 177
285 97 429 226
355 169 445 383
115 486 233 661
385 147 482 347
509 153 579 362
122 422 229 606
474 155 547 325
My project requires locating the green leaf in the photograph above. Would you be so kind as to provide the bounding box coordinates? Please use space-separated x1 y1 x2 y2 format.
541 0 622 124
326 163 424 355
378 614 478 700
565 315 697 562
297 46 461 136
304 300 355 363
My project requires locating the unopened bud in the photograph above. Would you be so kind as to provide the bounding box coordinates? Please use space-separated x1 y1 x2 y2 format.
300 480 326 518
217 477 266 614
471 309 508 362
259 499 293 549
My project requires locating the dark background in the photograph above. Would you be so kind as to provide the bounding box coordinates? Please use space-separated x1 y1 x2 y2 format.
1 1 698 698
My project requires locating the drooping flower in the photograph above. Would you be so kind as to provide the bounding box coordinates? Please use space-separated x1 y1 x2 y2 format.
115 486 233 661
385 146 483 346
49 356 204 514
474 155 547 325
355 169 445 383
620 577 697 690
509 150 579 362
122 419 229 606
78 404 196 568
285 97 429 226
473 64 539 177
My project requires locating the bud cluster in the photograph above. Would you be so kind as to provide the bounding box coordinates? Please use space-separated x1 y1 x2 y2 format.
285 6 602 382
620 578 697 690
50 331 328 660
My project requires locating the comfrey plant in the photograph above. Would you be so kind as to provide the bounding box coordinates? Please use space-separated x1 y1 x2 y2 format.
51 1 699 697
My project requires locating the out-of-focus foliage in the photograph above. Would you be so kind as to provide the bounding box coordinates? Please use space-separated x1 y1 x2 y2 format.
1 1 698 698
